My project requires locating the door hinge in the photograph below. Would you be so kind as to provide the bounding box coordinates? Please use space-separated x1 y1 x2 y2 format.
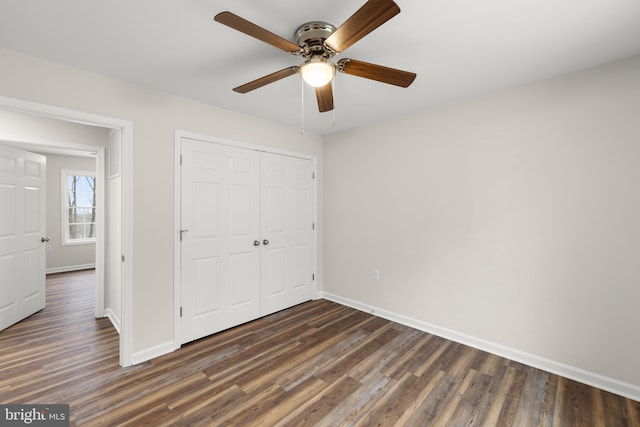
312 273 315 281
180 154 183 165
121 254 125 262
312 222 315 230
180 307 183 317
312 172 315 179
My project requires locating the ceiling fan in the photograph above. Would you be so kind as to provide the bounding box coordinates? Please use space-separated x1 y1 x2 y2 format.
214 0 416 113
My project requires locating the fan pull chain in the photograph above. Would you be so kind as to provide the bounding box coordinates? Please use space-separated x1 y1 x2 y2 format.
300 77 305 135
332 75 337 128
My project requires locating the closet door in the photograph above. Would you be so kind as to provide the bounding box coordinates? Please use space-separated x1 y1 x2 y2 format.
180 139 261 344
260 153 314 315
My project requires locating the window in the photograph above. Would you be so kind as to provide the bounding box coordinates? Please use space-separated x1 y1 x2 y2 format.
62 170 96 245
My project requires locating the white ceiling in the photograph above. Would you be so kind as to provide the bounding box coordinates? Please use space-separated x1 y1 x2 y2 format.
1 0 639 135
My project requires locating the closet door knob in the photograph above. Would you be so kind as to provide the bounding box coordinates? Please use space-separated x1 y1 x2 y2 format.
262 239 269 246
253 240 261 247
41 237 50 243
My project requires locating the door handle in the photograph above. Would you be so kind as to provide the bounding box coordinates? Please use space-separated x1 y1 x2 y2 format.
41 237 50 243
253 240 261 247
262 239 269 246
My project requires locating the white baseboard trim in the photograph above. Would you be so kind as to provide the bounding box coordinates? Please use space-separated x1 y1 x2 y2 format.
103 308 121 335
131 341 177 366
322 292 640 402
46 263 96 274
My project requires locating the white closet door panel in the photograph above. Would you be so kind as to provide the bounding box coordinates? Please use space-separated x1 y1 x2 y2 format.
181 139 260 344
260 153 314 315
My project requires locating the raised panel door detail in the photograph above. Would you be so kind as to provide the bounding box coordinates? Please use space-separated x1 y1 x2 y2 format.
0 184 16 237
23 160 41 178
194 151 220 172
230 157 253 175
0 254 16 311
194 182 219 239
265 247 286 296
230 185 253 237
24 187 40 234
194 257 221 316
265 161 285 179
23 248 40 299
292 245 309 289
230 252 254 306
0 154 16 173
292 189 308 232
266 187 286 234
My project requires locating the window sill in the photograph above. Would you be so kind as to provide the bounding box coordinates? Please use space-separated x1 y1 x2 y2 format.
62 239 97 247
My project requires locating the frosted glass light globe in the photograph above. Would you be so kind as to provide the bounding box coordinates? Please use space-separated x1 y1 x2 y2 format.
300 57 335 87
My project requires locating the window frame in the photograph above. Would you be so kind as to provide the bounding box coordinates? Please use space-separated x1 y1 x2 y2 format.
61 169 97 246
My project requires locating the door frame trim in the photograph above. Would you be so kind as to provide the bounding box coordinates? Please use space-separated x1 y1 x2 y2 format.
0 96 134 367
173 130 318 348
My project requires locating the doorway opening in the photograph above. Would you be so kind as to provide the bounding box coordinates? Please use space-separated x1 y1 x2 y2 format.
0 95 133 366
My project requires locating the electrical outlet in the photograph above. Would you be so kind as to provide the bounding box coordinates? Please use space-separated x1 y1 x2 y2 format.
373 269 380 281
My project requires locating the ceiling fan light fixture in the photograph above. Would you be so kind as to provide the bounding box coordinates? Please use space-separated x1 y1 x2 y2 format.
300 56 335 87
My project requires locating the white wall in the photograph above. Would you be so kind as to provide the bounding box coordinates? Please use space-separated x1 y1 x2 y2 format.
43 153 97 273
0 47 324 358
323 56 640 397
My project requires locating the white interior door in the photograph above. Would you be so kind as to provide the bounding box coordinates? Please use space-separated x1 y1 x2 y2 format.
261 153 314 315
180 138 261 344
0 144 46 332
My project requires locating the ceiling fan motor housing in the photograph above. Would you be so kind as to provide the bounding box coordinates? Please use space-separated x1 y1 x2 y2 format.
295 21 337 57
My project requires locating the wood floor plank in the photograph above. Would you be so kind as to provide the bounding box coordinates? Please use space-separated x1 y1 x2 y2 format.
382 332 437 379
405 372 462 426
497 365 529 425
271 376 357 426
282 375 362 427
481 365 518 427
348 328 422 383
315 325 400 385
1 270 639 426
446 369 494 426
242 377 328 427
511 367 556 426
323 374 398 426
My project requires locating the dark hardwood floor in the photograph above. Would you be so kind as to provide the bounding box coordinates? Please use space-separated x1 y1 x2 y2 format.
1 270 638 426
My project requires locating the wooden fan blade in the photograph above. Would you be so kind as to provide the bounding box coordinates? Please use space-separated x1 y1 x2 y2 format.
315 82 334 112
233 67 299 93
338 59 416 87
214 11 302 54
324 0 400 53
